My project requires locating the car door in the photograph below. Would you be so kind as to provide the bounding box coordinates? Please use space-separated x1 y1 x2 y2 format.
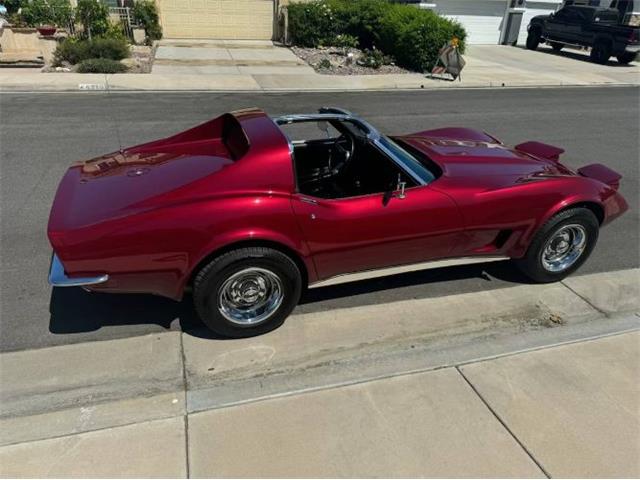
547 7 581 43
291 185 464 281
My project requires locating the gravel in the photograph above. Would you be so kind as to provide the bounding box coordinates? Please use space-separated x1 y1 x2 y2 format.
291 46 412 75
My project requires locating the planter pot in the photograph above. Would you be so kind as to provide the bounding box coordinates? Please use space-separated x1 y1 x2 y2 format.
37 26 57 36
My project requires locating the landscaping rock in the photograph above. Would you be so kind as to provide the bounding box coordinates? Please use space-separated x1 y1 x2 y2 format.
291 46 411 76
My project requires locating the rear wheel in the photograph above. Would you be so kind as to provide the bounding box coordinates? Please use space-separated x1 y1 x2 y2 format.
193 247 302 338
590 40 612 64
515 208 599 283
526 29 541 50
550 41 563 52
617 52 638 64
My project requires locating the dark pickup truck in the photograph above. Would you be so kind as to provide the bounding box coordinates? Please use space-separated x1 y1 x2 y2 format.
527 5 640 64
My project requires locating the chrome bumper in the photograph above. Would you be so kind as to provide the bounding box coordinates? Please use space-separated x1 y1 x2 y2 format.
48 253 109 287
625 45 640 53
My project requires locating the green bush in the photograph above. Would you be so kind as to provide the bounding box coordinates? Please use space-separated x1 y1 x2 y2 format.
76 58 128 73
332 33 358 49
377 3 466 71
54 36 130 65
20 0 73 27
132 0 162 42
75 0 110 38
288 0 466 72
287 0 336 47
3 0 23 15
357 47 388 69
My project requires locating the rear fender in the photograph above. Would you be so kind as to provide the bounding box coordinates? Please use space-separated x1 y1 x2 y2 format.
181 228 316 294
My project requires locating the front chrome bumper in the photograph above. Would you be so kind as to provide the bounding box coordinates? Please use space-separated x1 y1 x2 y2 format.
625 45 640 53
48 253 109 287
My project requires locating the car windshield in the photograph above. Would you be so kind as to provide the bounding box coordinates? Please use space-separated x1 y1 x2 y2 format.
377 136 436 185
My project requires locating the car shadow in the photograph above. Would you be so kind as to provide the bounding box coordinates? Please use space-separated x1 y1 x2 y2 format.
48 260 531 339
516 45 636 67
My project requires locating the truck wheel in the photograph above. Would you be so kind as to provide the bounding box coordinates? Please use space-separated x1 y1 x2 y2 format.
616 52 638 64
526 30 541 50
590 40 612 64
550 42 563 52
514 207 599 283
193 247 302 338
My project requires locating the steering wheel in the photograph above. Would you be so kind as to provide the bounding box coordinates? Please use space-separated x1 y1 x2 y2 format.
330 134 355 176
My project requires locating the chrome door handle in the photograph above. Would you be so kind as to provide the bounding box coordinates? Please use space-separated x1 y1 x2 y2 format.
299 197 318 205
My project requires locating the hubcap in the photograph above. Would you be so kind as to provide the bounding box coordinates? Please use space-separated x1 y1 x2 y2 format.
541 224 587 273
218 268 284 326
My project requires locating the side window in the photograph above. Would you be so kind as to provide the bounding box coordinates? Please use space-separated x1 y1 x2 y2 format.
554 8 570 21
279 121 340 144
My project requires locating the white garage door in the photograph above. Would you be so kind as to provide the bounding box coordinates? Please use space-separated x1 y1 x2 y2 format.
158 0 274 40
436 0 506 44
518 2 560 44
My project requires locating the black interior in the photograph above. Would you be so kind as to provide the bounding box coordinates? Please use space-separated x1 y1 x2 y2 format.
293 133 413 199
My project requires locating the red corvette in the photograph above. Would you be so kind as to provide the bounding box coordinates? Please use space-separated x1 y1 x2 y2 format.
48 107 628 337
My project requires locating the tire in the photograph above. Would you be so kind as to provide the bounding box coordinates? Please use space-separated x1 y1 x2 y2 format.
526 29 541 51
590 40 612 64
550 42 563 52
193 247 302 338
515 207 599 283
617 52 638 64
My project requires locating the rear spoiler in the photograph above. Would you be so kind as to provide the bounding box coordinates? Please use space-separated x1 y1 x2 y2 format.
578 163 622 190
515 141 565 161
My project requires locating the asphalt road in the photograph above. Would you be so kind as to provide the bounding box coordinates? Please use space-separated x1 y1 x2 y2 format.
1 86 638 352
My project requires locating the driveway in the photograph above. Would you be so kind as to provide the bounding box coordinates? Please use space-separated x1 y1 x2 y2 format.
464 44 639 86
152 39 316 76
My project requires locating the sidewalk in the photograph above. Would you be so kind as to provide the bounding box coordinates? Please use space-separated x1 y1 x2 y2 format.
0 268 638 477
0 330 637 477
0 44 637 92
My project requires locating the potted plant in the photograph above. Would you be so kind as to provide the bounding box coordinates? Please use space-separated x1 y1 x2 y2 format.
37 24 57 36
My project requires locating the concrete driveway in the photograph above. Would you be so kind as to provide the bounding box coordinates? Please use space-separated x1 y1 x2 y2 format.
152 39 316 76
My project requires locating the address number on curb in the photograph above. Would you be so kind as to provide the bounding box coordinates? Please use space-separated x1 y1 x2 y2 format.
78 84 107 90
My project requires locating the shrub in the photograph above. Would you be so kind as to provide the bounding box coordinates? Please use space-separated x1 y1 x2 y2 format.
132 0 162 42
377 4 466 71
288 0 466 72
3 0 23 15
54 36 130 65
76 58 128 73
20 0 73 27
357 47 388 69
87 36 130 60
75 0 110 39
317 58 332 70
287 0 336 47
53 37 90 64
332 33 358 49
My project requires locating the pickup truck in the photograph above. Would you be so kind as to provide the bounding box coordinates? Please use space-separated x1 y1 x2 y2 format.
527 5 640 64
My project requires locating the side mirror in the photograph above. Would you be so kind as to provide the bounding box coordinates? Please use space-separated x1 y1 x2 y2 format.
383 175 407 206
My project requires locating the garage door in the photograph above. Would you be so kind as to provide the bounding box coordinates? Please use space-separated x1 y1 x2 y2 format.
157 0 274 39
518 2 560 44
436 0 506 44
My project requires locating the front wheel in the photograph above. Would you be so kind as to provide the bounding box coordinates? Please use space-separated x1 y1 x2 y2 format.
515 208 599 283
193 247 302 338
526 30 541 50
617 52 638 64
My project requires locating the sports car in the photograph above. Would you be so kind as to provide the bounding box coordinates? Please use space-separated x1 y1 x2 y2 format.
48 107 628 337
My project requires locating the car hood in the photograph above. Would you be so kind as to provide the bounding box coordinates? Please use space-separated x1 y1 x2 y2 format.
396 133 576 181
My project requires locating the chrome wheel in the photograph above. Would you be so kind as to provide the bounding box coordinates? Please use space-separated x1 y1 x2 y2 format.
218 267 284 326
541 224 587 273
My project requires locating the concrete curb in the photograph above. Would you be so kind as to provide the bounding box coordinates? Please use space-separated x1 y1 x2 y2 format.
0 268 638 447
